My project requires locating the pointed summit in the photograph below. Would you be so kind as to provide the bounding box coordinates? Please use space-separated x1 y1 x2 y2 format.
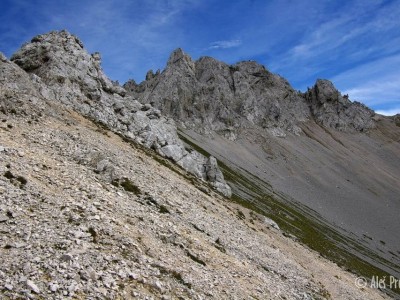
167 48 195 71
167 48 185 64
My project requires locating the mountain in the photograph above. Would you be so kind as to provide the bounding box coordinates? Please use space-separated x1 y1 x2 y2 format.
8 31 231 198
0 30 397 299
126 49 400 289
124 48 375 138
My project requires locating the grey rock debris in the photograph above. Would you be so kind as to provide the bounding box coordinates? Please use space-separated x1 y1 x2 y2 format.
0 111 385 298
26 280 41 294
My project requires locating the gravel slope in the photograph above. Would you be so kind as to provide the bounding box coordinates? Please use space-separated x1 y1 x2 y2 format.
0 103 390 299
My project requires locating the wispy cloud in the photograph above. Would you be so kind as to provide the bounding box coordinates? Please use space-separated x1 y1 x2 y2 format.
375 107 400 116
208 39 242 50
342 79 400 107
268 0 400 93
287 15 356 60
290 0 400 60
332 54 400 108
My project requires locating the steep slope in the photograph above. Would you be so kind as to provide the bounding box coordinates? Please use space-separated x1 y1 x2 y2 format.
0 48 389 299
8 31 231 197
126 49 400 287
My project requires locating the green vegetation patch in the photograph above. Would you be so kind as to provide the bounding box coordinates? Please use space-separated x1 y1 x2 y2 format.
120 178 141 195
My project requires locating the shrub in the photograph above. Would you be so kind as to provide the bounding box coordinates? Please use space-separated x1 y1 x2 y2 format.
120 178 141 195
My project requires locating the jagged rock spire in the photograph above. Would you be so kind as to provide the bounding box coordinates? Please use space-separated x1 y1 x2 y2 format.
126 49 376 136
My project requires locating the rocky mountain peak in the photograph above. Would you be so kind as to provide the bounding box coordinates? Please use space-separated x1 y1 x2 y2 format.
195 55 226 69
145 69 160 81
125 50 310 138
12 30 84 73
0 51 7 62
306 79 375 131
11 30 126 102
167 48 184 63
167 48 195 72
311 79 354 109
235 60 267 74
126 48 376 137
4 30 231 197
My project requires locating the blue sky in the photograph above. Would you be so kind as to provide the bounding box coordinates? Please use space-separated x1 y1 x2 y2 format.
1 0 399 115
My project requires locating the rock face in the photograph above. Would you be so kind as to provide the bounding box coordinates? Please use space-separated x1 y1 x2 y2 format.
8 31 231 197
124 49 310 139
125 49 375 138
305 79 375 131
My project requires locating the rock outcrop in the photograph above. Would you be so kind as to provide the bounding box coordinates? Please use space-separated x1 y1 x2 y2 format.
305 79 375 131
125 49 375 138
6 30 231 197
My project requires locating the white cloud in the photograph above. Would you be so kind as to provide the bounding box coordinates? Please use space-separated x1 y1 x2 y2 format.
342 79 400 106
288 0 400 61
288 16 355 60
208 39 242 50
268 0 400 90
375 107 400 116
332 54 400 107
57 0 202 82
